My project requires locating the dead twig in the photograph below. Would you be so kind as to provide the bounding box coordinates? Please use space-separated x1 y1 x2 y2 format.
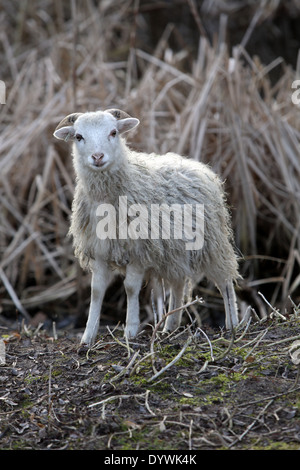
228 398 274 448
148 335 193 382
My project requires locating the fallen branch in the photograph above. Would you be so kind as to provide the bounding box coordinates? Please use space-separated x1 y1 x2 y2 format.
228 398 274 448
148 335 193 382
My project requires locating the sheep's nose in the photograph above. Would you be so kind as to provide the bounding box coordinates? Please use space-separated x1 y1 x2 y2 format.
92 153 104 162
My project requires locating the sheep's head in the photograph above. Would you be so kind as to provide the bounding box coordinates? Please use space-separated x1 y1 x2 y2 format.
53 109 139 172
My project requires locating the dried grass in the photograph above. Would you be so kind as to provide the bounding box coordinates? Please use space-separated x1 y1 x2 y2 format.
0 0 299 321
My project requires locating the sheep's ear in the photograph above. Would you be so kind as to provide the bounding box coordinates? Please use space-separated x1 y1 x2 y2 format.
53 126 76 141
53 112 83 141
116 118 140 134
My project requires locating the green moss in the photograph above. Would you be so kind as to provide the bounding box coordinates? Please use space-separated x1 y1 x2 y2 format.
20 397 34 411
251 441 300 450
24 374 43 384
113 425 181 450
175 371 248 407
156 343 212 368
51 368 62 377
8 440 30 450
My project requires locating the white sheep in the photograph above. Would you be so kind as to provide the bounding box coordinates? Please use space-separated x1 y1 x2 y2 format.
53 109 240 346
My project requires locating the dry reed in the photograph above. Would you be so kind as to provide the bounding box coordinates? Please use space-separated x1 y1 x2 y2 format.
0 0 299 323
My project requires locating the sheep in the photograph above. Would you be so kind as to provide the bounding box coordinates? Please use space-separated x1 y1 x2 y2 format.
53 109 241 346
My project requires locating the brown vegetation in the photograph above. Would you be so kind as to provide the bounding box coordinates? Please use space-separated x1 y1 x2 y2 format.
0 1 299 327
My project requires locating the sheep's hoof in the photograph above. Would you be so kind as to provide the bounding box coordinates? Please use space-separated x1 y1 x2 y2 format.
161 329 171 336
124 325 139 340
77 343 90 355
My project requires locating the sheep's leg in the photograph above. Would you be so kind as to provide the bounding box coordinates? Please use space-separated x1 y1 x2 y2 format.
124 264 144 339
163 281 185 333
153 280 168 323
81 261 112 346
217 279 239 330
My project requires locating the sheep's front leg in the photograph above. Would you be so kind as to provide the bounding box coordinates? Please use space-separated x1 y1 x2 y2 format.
163 280 185 333
81 260 112 346
123 264 144 339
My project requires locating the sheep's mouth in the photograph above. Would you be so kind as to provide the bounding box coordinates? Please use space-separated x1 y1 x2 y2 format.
91 161 107 169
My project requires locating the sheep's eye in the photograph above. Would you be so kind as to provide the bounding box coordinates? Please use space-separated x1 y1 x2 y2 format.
76 133 84 142
110 129 117 138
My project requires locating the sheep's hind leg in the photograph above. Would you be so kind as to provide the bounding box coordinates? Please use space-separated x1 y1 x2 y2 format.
218 279 239 330
163 281 185 333
81 260 112 346
124 264 144 339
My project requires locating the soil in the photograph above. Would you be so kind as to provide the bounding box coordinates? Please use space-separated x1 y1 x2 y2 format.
1 312 300 452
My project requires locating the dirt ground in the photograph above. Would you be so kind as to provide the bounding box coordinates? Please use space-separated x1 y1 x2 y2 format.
1 307 300 452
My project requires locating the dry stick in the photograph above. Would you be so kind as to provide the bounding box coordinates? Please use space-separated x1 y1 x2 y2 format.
188 418 194 451
88 392 145 408
236 7 264 58
0 231 39 270
150 297 201 341
109 350 140 383
177 44 225 155
149 296 241 380
231 111 257 251
282 227 300 301
291 365 300 391
48 364 61 426
48 364 52 415
2 195 65 281
125 0 139 96
228 398 274 448
201 313 251 366
288 296 300 313
211 330 236 363
52 321 58 341
238 329 272 375
236 385 300 410
149 298 201 377
136 49 196 87
145 389 155 416
187 0 207 38
88 390 154 417
148 335 193 382
129 350 156 377
267 334 300 348
258 291 287 321
106 325 134 355
0 267 30 321
71 0 78 109
196 326 214 361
